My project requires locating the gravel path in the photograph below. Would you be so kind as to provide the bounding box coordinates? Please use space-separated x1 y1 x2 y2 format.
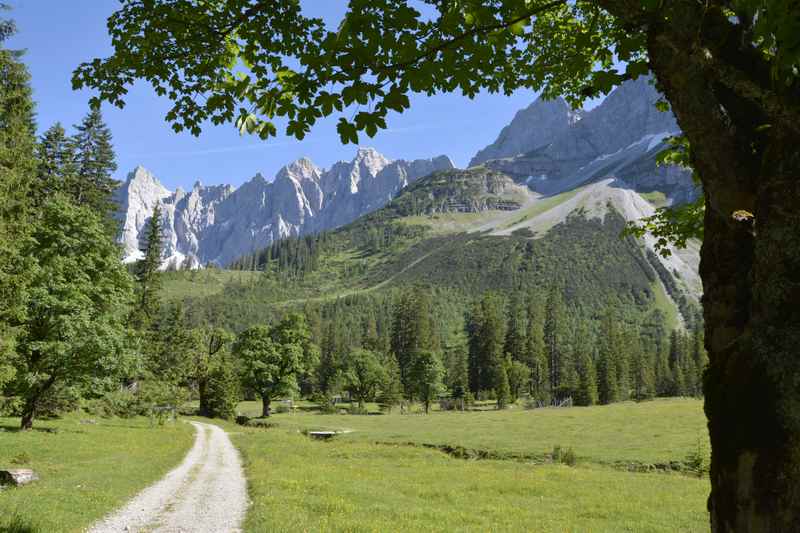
88 421 248 533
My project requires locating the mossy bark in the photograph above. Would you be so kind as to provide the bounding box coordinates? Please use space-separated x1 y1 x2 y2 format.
607 1 800 529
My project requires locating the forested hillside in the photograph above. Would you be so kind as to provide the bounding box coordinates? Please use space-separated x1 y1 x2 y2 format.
163 165 705 408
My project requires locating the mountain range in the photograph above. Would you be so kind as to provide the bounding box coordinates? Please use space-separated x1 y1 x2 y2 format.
115 76 698 274
114 150 453 269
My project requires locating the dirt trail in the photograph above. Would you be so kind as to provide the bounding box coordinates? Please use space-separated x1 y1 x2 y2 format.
88 421 247 533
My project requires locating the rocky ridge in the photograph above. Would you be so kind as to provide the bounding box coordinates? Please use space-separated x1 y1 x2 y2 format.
114 148 454 268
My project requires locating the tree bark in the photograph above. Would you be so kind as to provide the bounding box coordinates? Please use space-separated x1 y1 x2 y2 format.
261 395 271 418
19 376 57 430
633 2 800 530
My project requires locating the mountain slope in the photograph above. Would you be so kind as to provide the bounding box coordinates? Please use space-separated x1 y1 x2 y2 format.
475 77 696 204
114 148 454 269
166 165 699 337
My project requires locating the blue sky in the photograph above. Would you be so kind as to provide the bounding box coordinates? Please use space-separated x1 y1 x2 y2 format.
7 1 561 190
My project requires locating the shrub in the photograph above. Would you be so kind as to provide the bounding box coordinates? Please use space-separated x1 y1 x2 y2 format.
551 445 577 466
235 415 250 426
247 418 276 429
0 396 22 417
205 360 240 420
347 404 369 415
685 435 711 475
562 447 577 466
272 401 293 414
84 388 138 418
37 385 81 419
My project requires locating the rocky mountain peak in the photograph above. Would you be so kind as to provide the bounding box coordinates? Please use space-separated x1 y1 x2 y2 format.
115 148 453 268
471 76 694 202
469 97 574 166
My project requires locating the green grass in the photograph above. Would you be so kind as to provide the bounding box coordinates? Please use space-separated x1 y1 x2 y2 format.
237 398 707 467
229 403 710 532
160 268 260 301
0 414 195 532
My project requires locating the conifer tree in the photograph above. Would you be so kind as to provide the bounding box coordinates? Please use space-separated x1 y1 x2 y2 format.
630 335 655 401
597 312 621 404
572 322 598 406
495 359 511 409
377 354 403 411
504 292 527 361
505 357 530 404
132 204 163 329
525 295 549 402
0 20 37 390
390 287 434 397
72 106 118 223
544 288 570 399
466 293 506 397
410 350 444 414
33 122 78 205
669 330 688 396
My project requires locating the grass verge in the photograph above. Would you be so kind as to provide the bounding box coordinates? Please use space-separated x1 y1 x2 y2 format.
0 414 194 532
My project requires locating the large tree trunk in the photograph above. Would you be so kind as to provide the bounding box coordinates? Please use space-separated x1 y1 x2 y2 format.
632 3 800 529
19 377 57 430
261 396 271 418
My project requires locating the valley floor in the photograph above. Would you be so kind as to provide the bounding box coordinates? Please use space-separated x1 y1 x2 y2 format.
0 399 710 532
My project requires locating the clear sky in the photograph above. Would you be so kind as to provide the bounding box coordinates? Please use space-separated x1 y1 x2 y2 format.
6 1 560 190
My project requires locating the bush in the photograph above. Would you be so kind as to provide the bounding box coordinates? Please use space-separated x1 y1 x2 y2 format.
37 385 81 419
84 388 138 418
205 360 240 420
0 396 22 417
247 418 276 429
551 445 577 466
272 401 293 414
685 435 710 475
347 404 369 415
312 394 339 414
235 415 250 426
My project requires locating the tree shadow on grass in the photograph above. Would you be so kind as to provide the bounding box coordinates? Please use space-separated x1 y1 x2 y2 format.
0 515 42 533
0 424 58 434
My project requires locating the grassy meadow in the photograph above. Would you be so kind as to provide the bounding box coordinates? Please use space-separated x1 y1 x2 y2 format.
0 415 194 532
228 398 710 532
237 398 708 467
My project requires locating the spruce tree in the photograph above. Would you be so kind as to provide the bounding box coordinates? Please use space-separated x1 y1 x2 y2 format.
33 122 78 205
544 288 569 400
525 295 549 402
390 287 434 397
597 312 620 404
503 292 527 361
572 322 598 406
132 204 164 329
466 293 506 398
495 359 511 409
72 106 118 223
630 335 655 401
0 22 37 390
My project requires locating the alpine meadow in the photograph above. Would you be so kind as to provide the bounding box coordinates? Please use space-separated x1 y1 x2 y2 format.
2 1 799 532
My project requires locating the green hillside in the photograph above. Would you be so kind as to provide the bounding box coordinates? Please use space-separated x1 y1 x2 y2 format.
163 168 696 342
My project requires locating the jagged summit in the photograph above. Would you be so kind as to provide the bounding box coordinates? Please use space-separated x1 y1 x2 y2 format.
114 148 454 268
471 76 693 203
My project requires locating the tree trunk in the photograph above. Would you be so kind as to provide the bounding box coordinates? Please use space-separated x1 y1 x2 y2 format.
261 396 271 418
19 377 56 430
635 3 800 529
702 127 800 533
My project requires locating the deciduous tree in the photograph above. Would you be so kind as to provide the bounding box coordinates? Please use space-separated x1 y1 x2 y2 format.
74 1 800 527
